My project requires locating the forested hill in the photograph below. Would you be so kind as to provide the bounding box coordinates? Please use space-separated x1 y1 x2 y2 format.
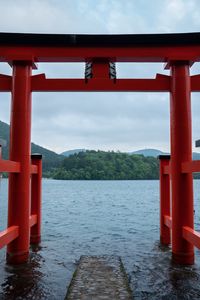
0 120 64 173
50 150 159 180
1 120 199 180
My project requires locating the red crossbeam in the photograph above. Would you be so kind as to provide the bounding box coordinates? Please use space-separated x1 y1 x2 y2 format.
0 159 20 173
182 160 200 173
29 214 37 227
0 74 12 92
183 226 200 249
164 215 172 229
31 164 38 174
0 226 19 249
2 73 200 93
31 74 170 92
191 75 200 92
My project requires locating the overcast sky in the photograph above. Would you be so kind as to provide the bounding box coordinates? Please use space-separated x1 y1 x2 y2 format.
0 0 200 153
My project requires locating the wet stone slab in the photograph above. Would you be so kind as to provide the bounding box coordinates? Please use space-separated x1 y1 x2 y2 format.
65 255 133 300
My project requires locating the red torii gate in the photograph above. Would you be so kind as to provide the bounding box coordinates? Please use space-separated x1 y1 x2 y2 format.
0 32 200 265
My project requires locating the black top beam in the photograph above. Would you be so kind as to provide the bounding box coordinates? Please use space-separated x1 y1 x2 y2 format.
0 32 200 47
158 155 171 160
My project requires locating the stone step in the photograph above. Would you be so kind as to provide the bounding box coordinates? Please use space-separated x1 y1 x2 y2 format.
65 255 132 300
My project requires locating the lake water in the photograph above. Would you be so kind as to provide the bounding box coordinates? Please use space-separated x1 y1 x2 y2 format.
0 179 200 299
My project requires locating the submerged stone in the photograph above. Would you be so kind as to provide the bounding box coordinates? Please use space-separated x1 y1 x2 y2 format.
65 255 132 300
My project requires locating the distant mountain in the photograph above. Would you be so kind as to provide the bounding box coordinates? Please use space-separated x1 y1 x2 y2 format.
0 120 64 173
61 147 200 160
61 149 86 157
132 149 167 157
31 143 64 172
132 148 200 160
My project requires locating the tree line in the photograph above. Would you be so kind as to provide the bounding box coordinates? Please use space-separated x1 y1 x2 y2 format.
46 150 160 180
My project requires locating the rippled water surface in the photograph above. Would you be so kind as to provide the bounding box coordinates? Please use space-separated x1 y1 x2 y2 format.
0 179 200 299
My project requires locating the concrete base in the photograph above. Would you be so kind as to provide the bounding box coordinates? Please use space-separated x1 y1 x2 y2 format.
65 255 132 300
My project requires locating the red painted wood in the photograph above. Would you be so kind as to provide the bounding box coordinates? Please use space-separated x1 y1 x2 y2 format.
182 160 200 173
164 215 172 229
7 63 32 264
0 74 12 91
0 45 200 63
31 156 42 244
170 62 194 265
183 226 200 249
163 165 171 175
4 73 200 92
0 159 20 173
0 226 19 249
31 76 170 92
0 33 198 267
30 164 38 174
29 214 37 227
159 157 171 245
191 75 200 92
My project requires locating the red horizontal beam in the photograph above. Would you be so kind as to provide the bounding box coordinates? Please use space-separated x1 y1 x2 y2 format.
31 164 38 174
1 45 200 63
0 226 19 249
31 74 170 92
0 74 200 92
0 159 20 173
164 215 172 229
29 214 37 227
182 160 200 173
1 72 200 93
183 226 200 249
191 75 200 92
0 74 12 91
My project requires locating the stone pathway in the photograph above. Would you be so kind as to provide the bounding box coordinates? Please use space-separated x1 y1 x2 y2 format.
65 255 133 300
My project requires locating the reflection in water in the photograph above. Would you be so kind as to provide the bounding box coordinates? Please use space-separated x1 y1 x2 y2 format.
130 241 200 299
0 179 200 299
0 245 48 300
168 263 200 300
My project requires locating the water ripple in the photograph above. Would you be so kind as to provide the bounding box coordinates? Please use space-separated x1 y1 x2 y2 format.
0 179 199 299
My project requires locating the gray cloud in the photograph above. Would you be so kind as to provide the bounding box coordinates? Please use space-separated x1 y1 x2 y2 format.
0 0 199 153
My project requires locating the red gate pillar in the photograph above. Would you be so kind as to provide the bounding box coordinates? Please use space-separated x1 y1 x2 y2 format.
170 61 194 264
31 154 42 244
159 155 171 245
7 62 32 264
